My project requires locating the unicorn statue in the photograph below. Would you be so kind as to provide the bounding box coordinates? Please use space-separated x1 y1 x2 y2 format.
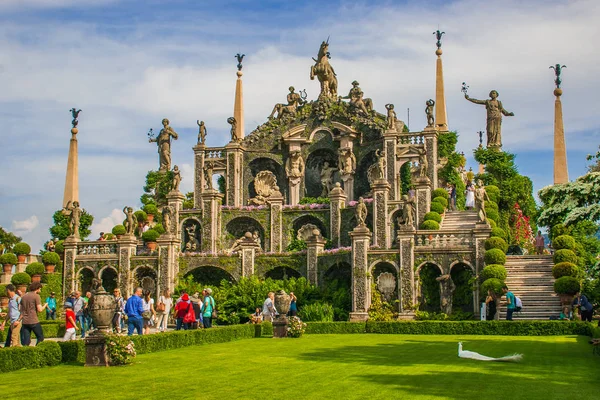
310 38 338 99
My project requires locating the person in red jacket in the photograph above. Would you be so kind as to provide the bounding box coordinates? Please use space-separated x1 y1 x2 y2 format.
175 293 192 330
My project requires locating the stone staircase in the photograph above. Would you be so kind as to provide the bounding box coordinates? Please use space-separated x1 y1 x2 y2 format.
499 255 562 320
440 211 480 230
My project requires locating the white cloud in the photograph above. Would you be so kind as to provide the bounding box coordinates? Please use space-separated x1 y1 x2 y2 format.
11 215 39 234
90 208 124 240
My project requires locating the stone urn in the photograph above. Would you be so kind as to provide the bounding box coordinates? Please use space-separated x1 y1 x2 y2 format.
147 241 157 251
85 284 117 367
45 265 56 274
273 290 291 338
17 254 27 263
31 274 42 283
89 287 116 331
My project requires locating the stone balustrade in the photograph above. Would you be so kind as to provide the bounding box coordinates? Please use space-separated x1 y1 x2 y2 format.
415 230 473 248
398 133 425 145
205 147 225 159
77 241 118 256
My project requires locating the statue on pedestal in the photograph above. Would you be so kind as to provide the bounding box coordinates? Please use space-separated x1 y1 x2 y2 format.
69 108 82 129
356 197 368 227
399 195 415 227
418 148 428 179
436 274 455 315
425 99 435 127
464 90 514 148
341 81 373 115
474 179 490 223
185 225 200 251
310 39 338 98
338 148 356 175
162 206 173 234
286 150 305 180
204 161 214 190
385 104 397 130
62 201 82 238
320 162 338 196
123 207 135 235
149 118 178 171
269 86 306 120
197 120 207 145
172 165 181 192
227 117 240 142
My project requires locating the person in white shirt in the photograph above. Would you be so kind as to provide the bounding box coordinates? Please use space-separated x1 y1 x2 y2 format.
262 292 277 322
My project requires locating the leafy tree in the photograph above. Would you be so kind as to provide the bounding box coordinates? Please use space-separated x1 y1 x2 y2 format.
141 170 174 207
217 175 226 195
0 226 21 254
49 209 94 240
183 192 194 210
586 145 600 173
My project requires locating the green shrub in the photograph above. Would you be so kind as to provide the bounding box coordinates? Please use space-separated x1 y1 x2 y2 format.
484 237 508 253
480 265 507 282
484 248 506 265
432 196 448 208
487 219 497 229
553 249 578 265
431 188 449 200
260 321 273 337
365 320 592 336
134 210 147 223
481 278 504 296
299 196 330 205
490 227 507 240
153 223 166 235
0 321 66 343
485 185 500 203
305 322 366 334
11 272 31 285
0 284 7 296
0 341 61 373
58 340 86 363
423 212 442 223
112 225 126 236
486 209 499 223
104 233 115 240
552 235 577 251
420 220 440 230
0 253 18 265
554 276 580 295
13 242 31 255
26 262 45 276
42 252 60 266
484 200 498 212
430 202 445 214
552 262 579 279
143 203 159 216
54 240 65 254
142 229 160 242
298 302 334 322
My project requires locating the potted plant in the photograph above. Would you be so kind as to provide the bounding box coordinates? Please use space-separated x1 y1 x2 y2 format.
11 272 31 293
554 276 580 306
142 229 160 251
134 210 148 231
25 262 45 283
13 242 31 263
42 251 61 274
143 204 158 223
0 284 8 308
0 253 18 274
112 224 126 239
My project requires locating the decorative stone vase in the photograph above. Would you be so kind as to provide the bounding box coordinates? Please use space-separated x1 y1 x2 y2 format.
147 241 157 251
45 265 56 274
31 274 42 283
85 287 116 367
273 290 291 338
17 255 26 263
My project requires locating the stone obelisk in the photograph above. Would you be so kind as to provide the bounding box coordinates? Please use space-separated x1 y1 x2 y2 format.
550 64 568 184
63 109 81 207
233 53 245 140
433 30 448 131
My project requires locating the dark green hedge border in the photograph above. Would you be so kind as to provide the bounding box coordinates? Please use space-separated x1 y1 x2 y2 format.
0 321 66 342
0 341 61 373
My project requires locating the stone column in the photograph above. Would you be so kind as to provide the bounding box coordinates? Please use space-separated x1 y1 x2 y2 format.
383 131 399 200
224 142 244 207
397 227 416 317
288 177 302 206
63 126 79 208
553 88 569 184
201 190 223 254
434 47 448 131
167 190 185 239
117 235 136 296
15 259 26 274
422 130 438 189
328 183 346 248
306 230 326 285
414 178 431 227
157 235 180 294
340 173 354 205
238 233 260 277
371 179 391 248
349 225 371 322
62 237 79 296
0 268 11 284
268 189 284 253
193 144 205 209
473 222 492 318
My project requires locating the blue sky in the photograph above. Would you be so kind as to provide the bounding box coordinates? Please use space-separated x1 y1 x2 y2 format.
0 0 598 251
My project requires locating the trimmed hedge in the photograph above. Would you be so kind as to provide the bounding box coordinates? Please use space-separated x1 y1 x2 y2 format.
484 200 498 212
552 262 579 279
486 209 499 223
58 340 86 363
134 210 148 223
485 185 500 203
484 248 506 265
423 212 442 223
431 188 449 200
13 242 31 255
484 237 508 253
430 202 445 214
480 265 507 282
305 322 367 334
420 220 440 230
0 341 61 373
553 249 578 265
432 196 448 208
490 227 507 240
364 321 593 336
487 219 497 229
26 262 45 276
481 278 504 296
142 229 160 242
11 272 31 285
143 203 159 216
552 235 576 251
112 225 126 236
42 252 61 266
0 253 18 265
554 276 580 295
0 321 65 342
54 240 65 254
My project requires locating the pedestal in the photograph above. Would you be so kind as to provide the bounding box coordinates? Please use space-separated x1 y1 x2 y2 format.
341 173 354 205
288 177 301 206
328 183 346 249
349 225 371 322
193 144 206 209
414 177 431 226
239 236 260 277
85 332 110 367
224 142 244 207
268 194 284 253
306 233 326 285
166 190 185 239
397 226 415 313
62 236 79 297
273 315 288 338
201 190 224 254
372 179 391 248
157 235 180 294
423 131 438 189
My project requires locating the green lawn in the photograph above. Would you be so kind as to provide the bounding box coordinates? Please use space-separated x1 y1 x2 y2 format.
3 334 599 399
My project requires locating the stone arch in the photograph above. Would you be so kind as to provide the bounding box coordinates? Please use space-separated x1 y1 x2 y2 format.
305 148 339 198
416 262 442 312
449 260 475 273
369 261 399 305
76 267 95 294
98 265 119 294
307 127 335 142
246 157 286 200
133 265 157 297
321 262 352 320
184 265 236 286
225 216 266 250
264 266 303 280
354 149 378 199
449 261 476 313
292 215 328 240
181 217 202 253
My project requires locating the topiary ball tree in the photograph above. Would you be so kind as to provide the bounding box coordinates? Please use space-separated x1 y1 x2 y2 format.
142 229 160 242
553 249 578 265
54 240 65 254
42 251 61 266
432 196 449 209
480 265 507 282
484 248 506 265
134 210 148 223
430 202 445 214
484 200 498 212
143 203 159 216
486 209 499 223
0 253 18 266
423 212 442 223
553 276 580 295
552 235 576 251
490 227 507 240
484 237 508 253
431 188 449 200
481 278 504 296
419 220 440 230
11 272 31 286
552 262 579 279
153 223 166 235
112 225 126 236
25 262 45 277
487 219 497 229
13 242 31 256
484 185 500 203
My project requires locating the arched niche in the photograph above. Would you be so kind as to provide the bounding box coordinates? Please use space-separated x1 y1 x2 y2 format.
77 267 95 294
247 157 286 199
370 261 399 305
417 262 442 312
225 217 265 250
322 262 352 321
264 266 302 280
181 218 202 253
184 266 236 286
292 215 328 240
305 148 339 198
450 262 475 313
99 266 118 293
134 266 157 297
354 150 378 199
